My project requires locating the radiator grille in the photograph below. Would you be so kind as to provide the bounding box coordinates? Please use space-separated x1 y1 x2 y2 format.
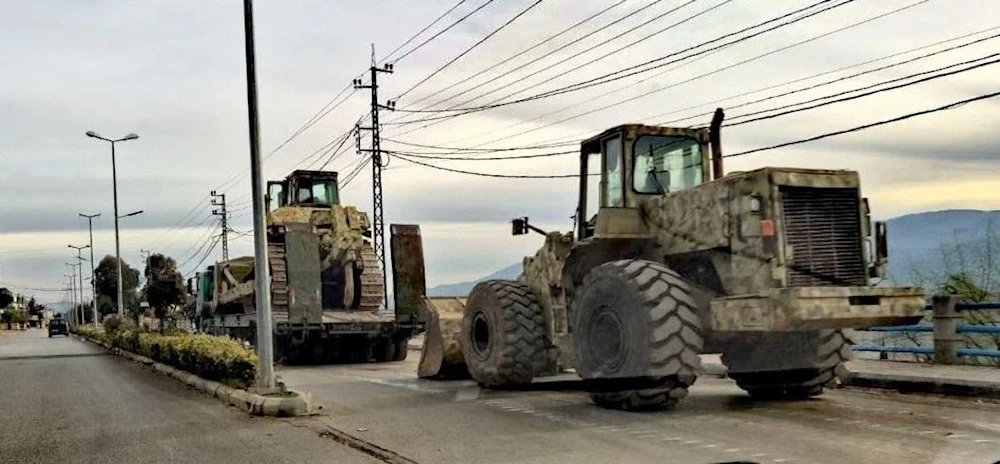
780 186 867 287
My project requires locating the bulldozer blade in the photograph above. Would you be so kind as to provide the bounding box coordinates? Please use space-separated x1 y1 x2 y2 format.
418 296 469 379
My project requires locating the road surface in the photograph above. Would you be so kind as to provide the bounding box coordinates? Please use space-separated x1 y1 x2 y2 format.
0 329 377 464
280 351 1000 464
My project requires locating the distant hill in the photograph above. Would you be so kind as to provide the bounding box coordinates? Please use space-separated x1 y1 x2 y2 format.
885 209 1000 285
426 210 1000 296
427 263 522 297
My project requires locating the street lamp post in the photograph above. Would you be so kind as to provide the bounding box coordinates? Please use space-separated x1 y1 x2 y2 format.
86 131 139 317
69 245 90 324
79 213 100 324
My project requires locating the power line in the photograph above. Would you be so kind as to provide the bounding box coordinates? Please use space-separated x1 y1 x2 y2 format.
399 0 631 110
654 26 1000 125
726 90 1000 158
389 0 671 121
432 0 931 147
724 54 1000 127
382 137 574 152
392 152 580 178
381 0 472 63
392 0 499 65
395 0 545 100
386 149 576 160
383 0 858 132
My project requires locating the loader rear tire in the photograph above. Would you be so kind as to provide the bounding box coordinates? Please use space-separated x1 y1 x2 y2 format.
462 280 546 387
573 260 704 411
724 329 854 400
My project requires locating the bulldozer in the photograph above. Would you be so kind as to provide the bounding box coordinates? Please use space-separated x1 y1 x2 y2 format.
416 111 926 410
194 170 423 363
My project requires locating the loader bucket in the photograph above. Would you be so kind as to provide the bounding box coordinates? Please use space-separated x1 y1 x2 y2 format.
418 296 469 379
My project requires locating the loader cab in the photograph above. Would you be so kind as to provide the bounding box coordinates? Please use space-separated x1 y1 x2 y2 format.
577 125 711 239
267 170 341 212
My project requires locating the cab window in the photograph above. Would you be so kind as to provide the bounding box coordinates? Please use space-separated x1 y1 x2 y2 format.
603 136 624 207
632 135 703 194
296 180 338 206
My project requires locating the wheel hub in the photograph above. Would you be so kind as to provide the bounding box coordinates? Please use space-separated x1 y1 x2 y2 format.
471 311 493 360
588 306 625 373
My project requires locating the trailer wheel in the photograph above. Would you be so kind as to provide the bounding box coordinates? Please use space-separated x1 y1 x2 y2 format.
723 329 854 400
393 339 409 362
461 280 546 387
573 260 703 411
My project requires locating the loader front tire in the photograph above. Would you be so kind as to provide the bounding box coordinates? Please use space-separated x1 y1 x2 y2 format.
462 280 546 387
573 260 704 411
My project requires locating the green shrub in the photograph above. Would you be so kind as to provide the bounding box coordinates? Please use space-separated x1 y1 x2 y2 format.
76 326 258 388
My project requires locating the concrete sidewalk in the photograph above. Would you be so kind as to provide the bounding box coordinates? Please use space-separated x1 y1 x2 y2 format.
409 335 1000 397
844 359 1000 398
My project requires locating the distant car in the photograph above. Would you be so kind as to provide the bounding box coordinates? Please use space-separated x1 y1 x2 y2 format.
48 318 68 337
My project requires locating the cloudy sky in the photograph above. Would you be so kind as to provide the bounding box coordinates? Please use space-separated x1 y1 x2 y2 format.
2 0 999 305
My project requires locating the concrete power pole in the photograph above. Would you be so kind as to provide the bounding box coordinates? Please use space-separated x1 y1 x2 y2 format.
69 245 90 324
211 191 229 261
242 0 274 389
80 213 100 325
63 268 76 325
353 49 393 308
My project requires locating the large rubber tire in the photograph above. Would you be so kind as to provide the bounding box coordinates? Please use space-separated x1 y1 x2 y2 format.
723 329 855 400
572 259 704 411
461 280 546 387
393 339 409 361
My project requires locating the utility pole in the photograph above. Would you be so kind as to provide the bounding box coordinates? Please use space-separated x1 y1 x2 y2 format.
64 266 76 325
243 0 274 389
69 245 90 324
211 191 230 261
80 213 100 325
353 48 394 308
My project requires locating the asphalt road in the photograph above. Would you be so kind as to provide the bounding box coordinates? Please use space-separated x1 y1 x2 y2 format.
0 330 378 464
280 351 1000 464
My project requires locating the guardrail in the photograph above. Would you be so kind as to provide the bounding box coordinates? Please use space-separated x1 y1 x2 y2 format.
854 296 1000 364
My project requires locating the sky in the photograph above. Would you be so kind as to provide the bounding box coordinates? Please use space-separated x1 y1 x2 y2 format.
2 0 999 305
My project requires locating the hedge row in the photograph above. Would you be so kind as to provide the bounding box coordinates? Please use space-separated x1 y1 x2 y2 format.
75 326 258 389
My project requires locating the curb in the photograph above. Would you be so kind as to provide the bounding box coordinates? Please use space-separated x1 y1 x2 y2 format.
72 333 311 417
842 370 1000 399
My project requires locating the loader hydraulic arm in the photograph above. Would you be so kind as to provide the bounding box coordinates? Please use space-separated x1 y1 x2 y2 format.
512 217 548 236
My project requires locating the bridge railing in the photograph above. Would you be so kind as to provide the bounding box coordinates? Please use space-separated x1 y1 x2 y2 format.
854 296 1000 364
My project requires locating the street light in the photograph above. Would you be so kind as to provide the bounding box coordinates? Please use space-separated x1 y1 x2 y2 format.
86 131 139 317
69 244 90 325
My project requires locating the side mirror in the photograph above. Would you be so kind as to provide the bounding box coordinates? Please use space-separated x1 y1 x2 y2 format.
870 221 888 279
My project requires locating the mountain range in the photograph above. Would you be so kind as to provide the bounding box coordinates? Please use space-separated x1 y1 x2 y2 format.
427 209 1000 296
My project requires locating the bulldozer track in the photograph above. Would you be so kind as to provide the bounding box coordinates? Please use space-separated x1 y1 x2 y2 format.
358 242 384 312
269 241 290 319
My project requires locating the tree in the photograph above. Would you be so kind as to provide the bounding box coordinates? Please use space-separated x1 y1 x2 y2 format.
0 287 13 309
94 255 141 317
142 253 187 321
909 220 1000 366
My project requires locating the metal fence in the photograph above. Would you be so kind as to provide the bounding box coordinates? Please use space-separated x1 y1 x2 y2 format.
854 296 1000 364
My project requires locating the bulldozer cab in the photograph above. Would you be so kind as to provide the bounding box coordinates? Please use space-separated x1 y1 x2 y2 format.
576 125 712 239
267 170 340 212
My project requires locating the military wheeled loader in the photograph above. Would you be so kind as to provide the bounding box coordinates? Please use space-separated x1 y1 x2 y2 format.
193 170 424 364
417 112 925 410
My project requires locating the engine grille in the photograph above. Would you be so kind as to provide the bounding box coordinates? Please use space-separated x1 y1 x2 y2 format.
780 186 867 287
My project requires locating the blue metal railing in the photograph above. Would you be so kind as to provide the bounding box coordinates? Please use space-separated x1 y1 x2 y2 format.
855 299 1000 361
